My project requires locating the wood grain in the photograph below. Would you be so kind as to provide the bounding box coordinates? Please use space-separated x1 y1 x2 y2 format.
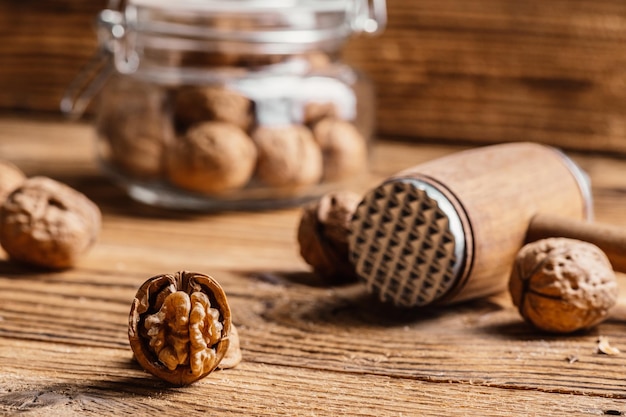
2 116 626 415
345 0 626 152
2 1 626 154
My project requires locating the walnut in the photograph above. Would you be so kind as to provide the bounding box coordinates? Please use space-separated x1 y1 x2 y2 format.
0 177 101 269
303 102 339 126
253 125 323 188
0 160 26 203
173 86 253 132
166 122 257 195
128 271 237 385
509 238 618 333
297 191 362 283
312 118 368 182
304 51 331 71
97 77 173 179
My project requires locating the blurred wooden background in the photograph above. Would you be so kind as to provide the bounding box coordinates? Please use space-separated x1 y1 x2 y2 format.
2 0 626 154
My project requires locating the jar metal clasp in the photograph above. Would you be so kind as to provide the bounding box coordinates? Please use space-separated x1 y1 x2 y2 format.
352 0 387 35
60 3 136 118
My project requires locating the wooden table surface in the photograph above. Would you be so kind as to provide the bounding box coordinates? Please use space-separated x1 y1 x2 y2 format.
1 116 626 416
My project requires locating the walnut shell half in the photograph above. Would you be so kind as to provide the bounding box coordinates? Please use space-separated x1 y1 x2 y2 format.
297 191 362 283
128 271 233 385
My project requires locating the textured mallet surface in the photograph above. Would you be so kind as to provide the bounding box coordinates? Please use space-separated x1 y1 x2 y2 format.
348 180 458 307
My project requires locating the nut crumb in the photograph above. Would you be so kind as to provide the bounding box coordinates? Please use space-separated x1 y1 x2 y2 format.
565 354 579 364
596 336 620 355
218 324 242 369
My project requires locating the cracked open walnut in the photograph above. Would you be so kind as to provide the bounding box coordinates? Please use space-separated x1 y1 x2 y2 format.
297 191 362 283
128 271 239 385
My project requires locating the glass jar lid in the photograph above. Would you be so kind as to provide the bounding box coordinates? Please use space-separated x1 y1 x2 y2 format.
61 0 386 117
114 0 386 67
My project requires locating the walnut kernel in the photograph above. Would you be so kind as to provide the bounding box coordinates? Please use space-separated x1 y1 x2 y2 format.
509 238 618 333
97 77 173 178
0 177 101 269
297 191 362 283
166 122 257 194
0 160 26 203
253 125 323 188
129 271 237 385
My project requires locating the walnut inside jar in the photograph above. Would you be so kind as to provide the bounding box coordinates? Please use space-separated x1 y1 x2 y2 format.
303 102 339 127
0 177 101 269
173 85 253 132
253 125 323 188
509 238 618 333
97 77 173 179
312 118 368 182
128 271 236 385
166 121 257 195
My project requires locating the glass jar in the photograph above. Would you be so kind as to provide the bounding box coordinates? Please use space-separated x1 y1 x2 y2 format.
63 0 386 210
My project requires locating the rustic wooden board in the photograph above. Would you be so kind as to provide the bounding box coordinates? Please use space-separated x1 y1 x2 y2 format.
2 117 626 415
2 1 626 154
344 0 626 153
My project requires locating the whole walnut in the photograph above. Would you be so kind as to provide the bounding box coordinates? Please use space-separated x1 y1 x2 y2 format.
97 77 173 179
303 102 339 127
0 161 26 203
312 118 368 182
304 51 331 71
509 238 618 333
297 191 362 283
166 122 257 195
0 177 101 269
173 86 253 132
253 125 323 188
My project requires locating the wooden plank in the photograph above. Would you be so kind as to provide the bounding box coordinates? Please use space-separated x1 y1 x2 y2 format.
2 1 626 153
2 264 626 399
344 0 626 153
2 339 626 416
2 116 626 414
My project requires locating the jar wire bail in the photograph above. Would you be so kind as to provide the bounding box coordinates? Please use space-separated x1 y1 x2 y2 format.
60 0 130 119
351 0 387 35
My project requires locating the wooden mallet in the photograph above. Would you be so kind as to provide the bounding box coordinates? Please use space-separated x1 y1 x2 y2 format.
347 142 622 307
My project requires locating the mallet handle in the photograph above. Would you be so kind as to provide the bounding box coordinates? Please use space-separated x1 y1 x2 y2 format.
527 213 626 272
